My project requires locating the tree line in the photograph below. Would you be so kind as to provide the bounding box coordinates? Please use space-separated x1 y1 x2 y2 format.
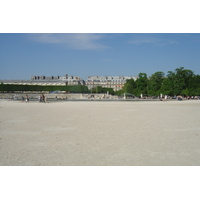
118 67 200 97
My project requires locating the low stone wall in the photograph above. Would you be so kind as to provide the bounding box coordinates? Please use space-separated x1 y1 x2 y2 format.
0 93 119 100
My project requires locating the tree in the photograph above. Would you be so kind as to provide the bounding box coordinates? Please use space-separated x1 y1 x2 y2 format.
148 71 165 96
135 73 148 96
96 86 103 93
173 67 194 95
123 82 134 94
121 78 138 95
160 77 174 96
188 74 200 96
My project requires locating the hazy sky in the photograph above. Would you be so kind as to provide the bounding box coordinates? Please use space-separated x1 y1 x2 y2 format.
0 33 200 80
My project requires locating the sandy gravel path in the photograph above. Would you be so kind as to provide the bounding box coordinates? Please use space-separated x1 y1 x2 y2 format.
0 100 200 165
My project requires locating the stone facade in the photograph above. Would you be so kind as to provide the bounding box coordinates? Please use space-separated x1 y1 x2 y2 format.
1 74 85 86
30 74 85 86
1 74 137 91
86 76 137 91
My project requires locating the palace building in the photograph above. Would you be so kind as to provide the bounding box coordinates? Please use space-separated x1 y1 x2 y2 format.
1 74 137 91
1 74 85 86
86 75 137 91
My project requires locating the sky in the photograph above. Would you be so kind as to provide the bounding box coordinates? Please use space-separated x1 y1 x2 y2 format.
0 33 200 80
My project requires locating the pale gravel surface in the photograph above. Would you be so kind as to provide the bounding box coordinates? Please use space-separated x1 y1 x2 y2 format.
0 100 200 166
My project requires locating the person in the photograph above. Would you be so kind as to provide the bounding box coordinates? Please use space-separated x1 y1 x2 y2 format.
39 95 43 102
44 95 47 103
42 94 45 102
25 95 29 103
21 96 25 102
177 96 182 101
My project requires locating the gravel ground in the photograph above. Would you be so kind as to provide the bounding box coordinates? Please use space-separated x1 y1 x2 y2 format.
0 100 200 166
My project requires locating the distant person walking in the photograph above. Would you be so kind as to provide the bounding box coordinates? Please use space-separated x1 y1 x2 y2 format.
44 95 48 103
25 95 29 103
42 94 45 102
38 95 42 103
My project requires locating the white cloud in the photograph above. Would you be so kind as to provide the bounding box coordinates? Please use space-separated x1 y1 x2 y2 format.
30 33 108 49
128 35 177 45
128 36 159 45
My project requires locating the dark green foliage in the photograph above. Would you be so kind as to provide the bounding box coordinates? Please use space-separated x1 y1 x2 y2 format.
164 67 196 96
90 86 114 94
135 73 148 96
123 82 134 94
0 84 116 95
148 71 165 96
115 89 124 96
160 78 174 96
187 74 200 96
95 86 103 93
0 84 89 93
101 87 114 95
121 67 200 96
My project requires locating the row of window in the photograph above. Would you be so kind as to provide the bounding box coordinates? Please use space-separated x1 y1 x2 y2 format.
87 82 124 85
87 80 126 82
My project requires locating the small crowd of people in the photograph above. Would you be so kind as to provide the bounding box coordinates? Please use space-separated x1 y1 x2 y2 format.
20 94 48 103
21 95 29 103
176 95 200 100
39 94 47 103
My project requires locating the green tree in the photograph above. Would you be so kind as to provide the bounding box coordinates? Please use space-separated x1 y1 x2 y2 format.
121 78 138 95
148 71 165 96
160 77 174 96
96 86 103 93
122 82 133 94
188 74 200 96
135 73 148 96
115 89 124 96
174 67 194 95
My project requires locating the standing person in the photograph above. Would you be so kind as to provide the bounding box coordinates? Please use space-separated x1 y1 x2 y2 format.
25 95 29 103
38 95 40 102
42 94 45 102
44 95 48 103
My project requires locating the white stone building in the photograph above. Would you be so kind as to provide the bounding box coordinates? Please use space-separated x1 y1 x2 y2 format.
0 74 85 86
30 74 85 86
86 76 137 91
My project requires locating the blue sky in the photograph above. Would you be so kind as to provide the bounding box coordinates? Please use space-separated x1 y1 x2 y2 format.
0 33 200 80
